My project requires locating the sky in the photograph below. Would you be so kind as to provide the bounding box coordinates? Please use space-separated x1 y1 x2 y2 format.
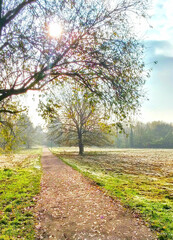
27 0 173 126
139 0 173 123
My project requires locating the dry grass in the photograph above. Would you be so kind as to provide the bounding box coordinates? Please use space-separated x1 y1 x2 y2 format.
52 147 173 239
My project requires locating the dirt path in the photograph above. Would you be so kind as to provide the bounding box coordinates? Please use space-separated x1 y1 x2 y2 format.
35 149 156 240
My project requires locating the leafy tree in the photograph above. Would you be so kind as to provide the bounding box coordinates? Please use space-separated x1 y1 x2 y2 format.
0 112 45 152
0 100 25 152
163 131 173 148
39 86 112 154
0 111 24 152
16 114 36 149
16 114 48 148
0 0 149 121
34 126 48 146
0 118 15 152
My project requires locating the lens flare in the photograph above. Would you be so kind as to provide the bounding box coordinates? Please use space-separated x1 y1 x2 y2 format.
48 22 62 38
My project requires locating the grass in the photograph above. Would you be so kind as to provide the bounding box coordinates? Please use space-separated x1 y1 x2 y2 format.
52 147 173 240
0 148 42 240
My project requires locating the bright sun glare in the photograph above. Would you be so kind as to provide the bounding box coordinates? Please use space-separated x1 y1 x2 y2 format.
48 22 62 38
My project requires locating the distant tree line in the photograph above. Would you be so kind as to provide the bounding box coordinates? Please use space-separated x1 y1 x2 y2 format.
1 111 172 153
0 113 46 152
115 121 173 149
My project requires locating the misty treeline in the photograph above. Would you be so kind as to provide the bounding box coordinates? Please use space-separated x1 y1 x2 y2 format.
1 110 173 153
47 117 173 150
115 121 173 149
0 113 46 152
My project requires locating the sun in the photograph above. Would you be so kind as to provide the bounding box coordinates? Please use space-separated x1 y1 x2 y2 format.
48 22 62 38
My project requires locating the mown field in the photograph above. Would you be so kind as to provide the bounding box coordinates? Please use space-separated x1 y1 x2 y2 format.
52 147 173 240
0 149 42 240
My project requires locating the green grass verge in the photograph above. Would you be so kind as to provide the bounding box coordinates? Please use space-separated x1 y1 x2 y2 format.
0 148 42 240
53 151 173 240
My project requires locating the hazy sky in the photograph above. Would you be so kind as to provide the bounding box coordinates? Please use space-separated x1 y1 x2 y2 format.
27 0 173 126
139 0 173 123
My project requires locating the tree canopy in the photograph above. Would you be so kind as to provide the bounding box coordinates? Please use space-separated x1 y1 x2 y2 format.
39 85 112 154
0 0 149 119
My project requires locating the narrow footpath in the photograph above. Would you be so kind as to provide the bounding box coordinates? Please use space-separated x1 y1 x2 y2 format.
35 149 156 240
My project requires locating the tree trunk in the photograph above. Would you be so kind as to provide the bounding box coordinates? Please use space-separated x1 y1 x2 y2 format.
129 127 134 148
78 131 84 155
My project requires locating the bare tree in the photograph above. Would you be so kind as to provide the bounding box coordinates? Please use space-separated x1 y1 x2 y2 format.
39 86 112 154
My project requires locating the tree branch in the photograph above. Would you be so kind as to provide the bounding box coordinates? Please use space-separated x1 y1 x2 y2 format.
0 0 2 19
0 0 36 35
0 109 25 114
